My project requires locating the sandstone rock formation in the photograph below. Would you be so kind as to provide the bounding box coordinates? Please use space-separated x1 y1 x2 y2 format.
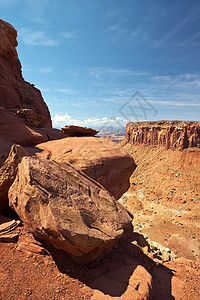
0 106 48 165
8 156 133 263
26 137 136 199
0 144 28 211
62 125 99 137
126 121 200 150
0 19 52 128
0 19 66 166
90 264 152 299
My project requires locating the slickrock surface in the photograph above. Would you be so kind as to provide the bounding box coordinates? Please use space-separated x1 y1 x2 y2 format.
126 120 200 150
0 144 28 211
0 19 51 128
26 137 136 199
9 156 133 263
62 125 99 137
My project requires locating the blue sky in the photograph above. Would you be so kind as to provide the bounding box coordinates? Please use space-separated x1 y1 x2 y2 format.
1 0 200 130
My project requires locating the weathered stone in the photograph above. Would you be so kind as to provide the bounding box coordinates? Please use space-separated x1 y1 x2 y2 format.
0 106 49 167
17 241 47 255
61 125 99 137
0 144 28 211
90 264 152 300
0 233 19 243
0 214 20 242
126 121 200 150
35 127 66 141
27 137 136 199
9 156 133 263
0 19 52 128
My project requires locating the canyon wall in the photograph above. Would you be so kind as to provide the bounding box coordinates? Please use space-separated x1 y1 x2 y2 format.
126 121 200 150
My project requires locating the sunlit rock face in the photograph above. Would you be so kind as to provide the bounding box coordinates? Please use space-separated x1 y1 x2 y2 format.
126 121 200 150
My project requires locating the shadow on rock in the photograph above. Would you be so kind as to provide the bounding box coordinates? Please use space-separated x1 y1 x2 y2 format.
41 232 175 299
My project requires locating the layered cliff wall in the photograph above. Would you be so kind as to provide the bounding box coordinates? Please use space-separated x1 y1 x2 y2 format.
0 19 52 128
126 121 200 150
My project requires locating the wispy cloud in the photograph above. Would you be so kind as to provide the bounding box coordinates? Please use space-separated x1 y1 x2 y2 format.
19 28 58 46
56 88 76 95
59 31 78 40
154 9 199 47
87 67 149 79
38 67 53 74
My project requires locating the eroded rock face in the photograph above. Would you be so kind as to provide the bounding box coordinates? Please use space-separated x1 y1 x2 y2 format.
90 264 152 299
26 137 137 199
8 156 133 263
0 144 28 212
0 19 52 128
126 121 200 150
62 125 99 137
0 106 48 166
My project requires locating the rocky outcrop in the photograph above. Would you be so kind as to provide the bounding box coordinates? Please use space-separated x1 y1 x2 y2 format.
0 106 48 167
0 19 67 166
26 137 137 199
62 125 99 137
8 156 133 263
126 121 200 150
0 144 28 212
0 19 52 128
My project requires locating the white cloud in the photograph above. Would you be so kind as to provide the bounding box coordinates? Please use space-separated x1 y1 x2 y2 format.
19 28 58 46
52 113 126 128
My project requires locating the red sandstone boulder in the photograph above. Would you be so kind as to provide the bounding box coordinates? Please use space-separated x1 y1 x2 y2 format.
0 144 28 212
26 137 137 199
62 125 99 137
8 156 133 263
0 19 52 128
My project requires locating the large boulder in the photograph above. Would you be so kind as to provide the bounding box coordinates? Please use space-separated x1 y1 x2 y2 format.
61 125 99 137
0 144 28 212
8 156 133 263
26 137 137 199
0 19 52 128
